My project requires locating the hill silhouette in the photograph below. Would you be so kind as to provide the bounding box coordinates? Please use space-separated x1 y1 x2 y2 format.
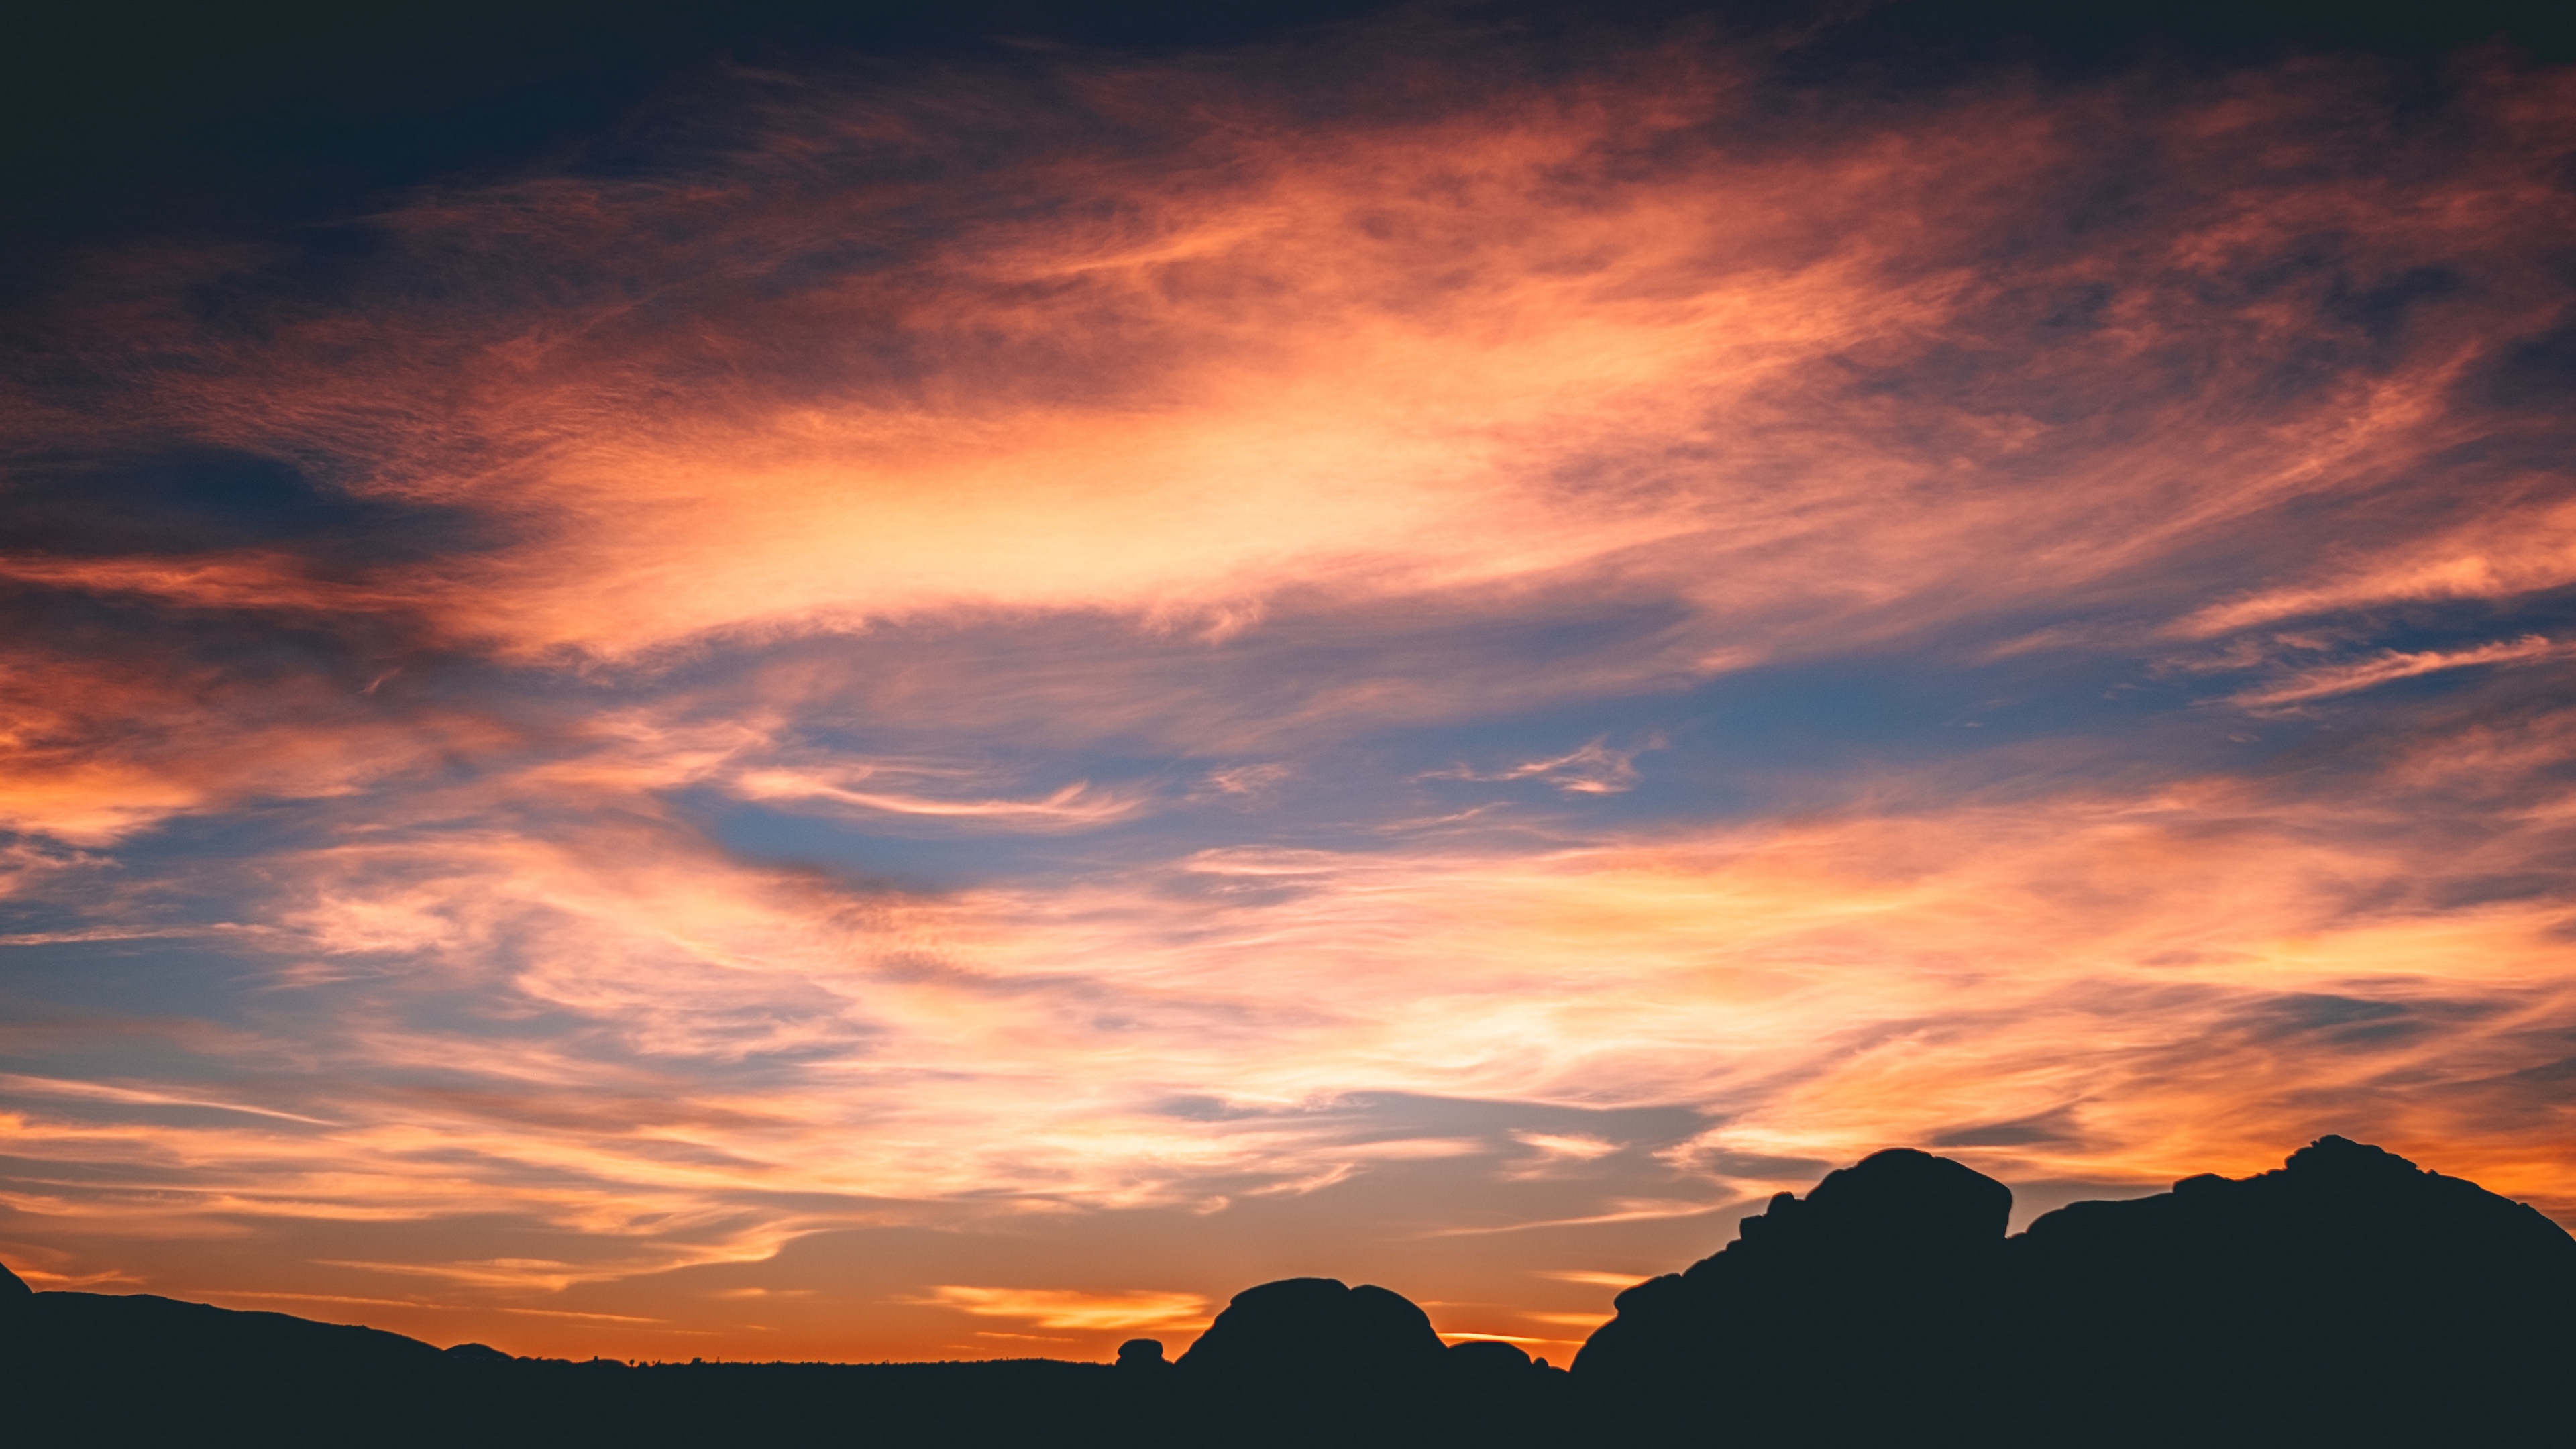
1578 1136 2575 1443
5 1136 2567 1445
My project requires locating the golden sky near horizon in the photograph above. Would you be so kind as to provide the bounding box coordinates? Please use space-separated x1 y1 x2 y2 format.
3 15 2573 1364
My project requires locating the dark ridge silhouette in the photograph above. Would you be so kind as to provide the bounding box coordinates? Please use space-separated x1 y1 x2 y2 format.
1578 1136 2576 1445
4 1136 2566 1446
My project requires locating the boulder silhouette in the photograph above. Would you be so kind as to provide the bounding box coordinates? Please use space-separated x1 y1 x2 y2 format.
1176 1277 1446 1383
1799 1142 2012 1248
1575 1136 2576 1446
1173 1277 1456 1445
1438 1336 1574 1441
2008 1134 2576 1444
1576 1147 2015 1441
1115 1337 1171 1370
1442 1339 1532 1378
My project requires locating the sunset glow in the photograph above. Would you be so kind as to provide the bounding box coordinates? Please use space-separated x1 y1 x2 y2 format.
4 7 2572 1366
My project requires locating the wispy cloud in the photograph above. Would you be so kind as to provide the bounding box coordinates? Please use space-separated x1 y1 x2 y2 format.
2174 500 2576 638
0 551 420 618
1425 739 1656 795
2226 636 2565 710
0 1074 337 1126
916 1287 1210 1332
731 769 1145 827
1 13 2571 1365
1536 1271 1650 1289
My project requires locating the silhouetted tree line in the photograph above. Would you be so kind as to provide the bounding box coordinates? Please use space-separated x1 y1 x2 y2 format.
4 1136 2567 1444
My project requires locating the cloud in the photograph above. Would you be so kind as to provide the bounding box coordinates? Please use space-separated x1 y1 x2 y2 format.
1499 1131 1629 1181
0 1074 337 1126
6 724 2573 1347
11 37 2565 683
0 641 511 845
2174 498 2576 639
2 15 2573 1363
1536 1271 1648 1289
1425 739 1655 795
730 768 1145 828
1511 1133 1620 1162
918 1286 1210 1332
2224 636 2565 710
0 551 418 618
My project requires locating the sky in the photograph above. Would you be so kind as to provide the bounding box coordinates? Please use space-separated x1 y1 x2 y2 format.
3 0 2573 1365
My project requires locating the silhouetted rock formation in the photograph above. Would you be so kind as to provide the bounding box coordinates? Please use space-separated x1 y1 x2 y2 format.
1116 1336 1172 1369
1167 1276 1564 1444
1443 1338 1532 1377
1179 1276 1447 1381
1579 1146 2015 1440
1578 1136 2575 1445
3 1136 2565 1446
2009 1135 2576 1444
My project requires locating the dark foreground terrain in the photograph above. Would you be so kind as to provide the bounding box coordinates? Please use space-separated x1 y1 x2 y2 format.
5 1136 2569 1445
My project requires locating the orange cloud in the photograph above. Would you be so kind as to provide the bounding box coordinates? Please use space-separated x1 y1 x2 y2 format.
3 25 2571 1366
0 551 417 618
731 768 1144 827
13 735 2569 1277
14 46 2562 685
2225 635 2567 710
3 723 2569 1362
919 1286 1210 1332
0 643 511 845
2175 495 2576 638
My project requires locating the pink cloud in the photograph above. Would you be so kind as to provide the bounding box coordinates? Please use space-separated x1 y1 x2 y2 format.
2225 635 2567 710
1 24 2571 1364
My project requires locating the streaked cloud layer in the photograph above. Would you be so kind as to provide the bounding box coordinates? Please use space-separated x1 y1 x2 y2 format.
4 12 2572 1363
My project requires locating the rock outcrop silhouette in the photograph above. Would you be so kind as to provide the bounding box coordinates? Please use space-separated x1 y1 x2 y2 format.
1169 1276 1567 1445
1577 1135 2575 1445
2009 1134 2575 1444
1578 1146 2015 1439
1115 1336 1172 1370
2 1136 2565 1446
1178 1275 1448 1381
